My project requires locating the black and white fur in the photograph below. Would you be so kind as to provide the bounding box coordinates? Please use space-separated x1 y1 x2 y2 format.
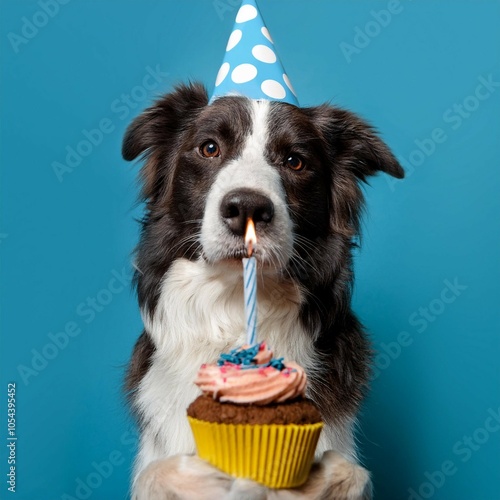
122 83 404 498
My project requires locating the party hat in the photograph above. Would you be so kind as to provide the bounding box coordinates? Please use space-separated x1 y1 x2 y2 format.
210 0 298 105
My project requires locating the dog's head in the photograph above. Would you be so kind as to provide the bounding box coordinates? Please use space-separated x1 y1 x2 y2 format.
123 83 403 309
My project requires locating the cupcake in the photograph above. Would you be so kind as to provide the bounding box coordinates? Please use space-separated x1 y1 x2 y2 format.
187 342 323 488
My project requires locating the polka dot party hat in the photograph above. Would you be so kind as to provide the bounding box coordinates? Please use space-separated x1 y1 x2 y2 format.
210 0 298 106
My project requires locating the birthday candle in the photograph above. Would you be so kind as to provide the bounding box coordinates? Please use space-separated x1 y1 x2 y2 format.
243 219 257 346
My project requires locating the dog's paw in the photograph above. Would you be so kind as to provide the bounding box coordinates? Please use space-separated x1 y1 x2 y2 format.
132 454 233 500
132 452 371 500
290 451 372 500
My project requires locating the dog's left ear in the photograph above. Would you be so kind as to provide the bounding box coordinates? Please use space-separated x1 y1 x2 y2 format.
306 105 404 181
122 83 209 202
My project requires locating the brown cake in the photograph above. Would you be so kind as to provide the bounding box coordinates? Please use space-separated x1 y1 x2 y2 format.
187 394 322 425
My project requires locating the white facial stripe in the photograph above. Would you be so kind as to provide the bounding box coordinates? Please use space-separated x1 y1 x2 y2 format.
201 100 293 266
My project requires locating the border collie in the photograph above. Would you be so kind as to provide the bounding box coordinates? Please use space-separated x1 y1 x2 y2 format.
123 83 404 499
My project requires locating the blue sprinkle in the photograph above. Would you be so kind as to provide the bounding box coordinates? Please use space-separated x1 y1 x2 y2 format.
216 342 286 371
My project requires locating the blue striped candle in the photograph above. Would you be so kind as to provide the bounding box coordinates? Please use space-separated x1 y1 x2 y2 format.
243 219 258 346
242 256 257 346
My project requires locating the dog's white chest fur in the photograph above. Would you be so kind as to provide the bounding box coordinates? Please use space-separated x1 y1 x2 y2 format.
134 258 321 477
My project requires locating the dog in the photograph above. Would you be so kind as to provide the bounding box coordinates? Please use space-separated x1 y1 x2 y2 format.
122 83 404 499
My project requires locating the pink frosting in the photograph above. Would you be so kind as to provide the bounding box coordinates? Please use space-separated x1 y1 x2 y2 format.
194 345 307 405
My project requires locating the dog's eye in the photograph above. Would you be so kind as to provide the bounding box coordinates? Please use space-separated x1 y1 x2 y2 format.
285 155 304 171
200 141 220 158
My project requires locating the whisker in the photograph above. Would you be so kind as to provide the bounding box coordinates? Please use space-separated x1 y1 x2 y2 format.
294 233 319 251
168 233 201 255
181 237 202 257
181 219 204 226
290 243 321 276
287 205 321 229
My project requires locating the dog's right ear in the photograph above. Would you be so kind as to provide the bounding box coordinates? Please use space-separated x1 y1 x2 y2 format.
122 83 208 199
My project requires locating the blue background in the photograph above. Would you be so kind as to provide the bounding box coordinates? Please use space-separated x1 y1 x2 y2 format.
1 1 499 499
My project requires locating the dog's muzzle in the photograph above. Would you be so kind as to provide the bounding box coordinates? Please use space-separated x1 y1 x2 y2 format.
200 156 294 267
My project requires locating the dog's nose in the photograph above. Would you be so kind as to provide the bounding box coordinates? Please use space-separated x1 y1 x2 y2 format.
220 189 274 236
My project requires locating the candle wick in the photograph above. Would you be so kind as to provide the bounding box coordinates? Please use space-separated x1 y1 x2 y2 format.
246 239 253 257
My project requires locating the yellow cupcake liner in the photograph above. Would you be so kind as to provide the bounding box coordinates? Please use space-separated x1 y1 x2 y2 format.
188 417 323 489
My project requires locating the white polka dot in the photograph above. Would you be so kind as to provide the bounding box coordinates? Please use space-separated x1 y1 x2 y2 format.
261 79 286 99
231 63 258 84
283 73 297 96
236 4 257 23
261 26 273 43
215 62 230 87
226 29 242 51
251 44 276 63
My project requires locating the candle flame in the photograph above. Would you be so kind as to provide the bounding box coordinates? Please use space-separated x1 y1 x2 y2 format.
244 219 257 257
